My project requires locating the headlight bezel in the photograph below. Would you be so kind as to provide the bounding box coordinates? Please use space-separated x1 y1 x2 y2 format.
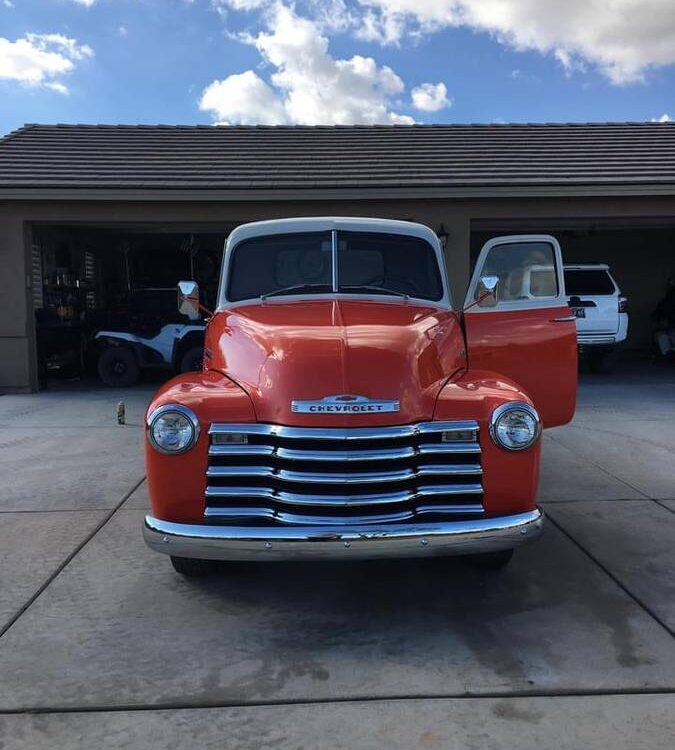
146 404 200 455
489 401 541 452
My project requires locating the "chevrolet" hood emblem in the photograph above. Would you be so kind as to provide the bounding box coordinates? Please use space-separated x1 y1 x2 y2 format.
292 394 400 414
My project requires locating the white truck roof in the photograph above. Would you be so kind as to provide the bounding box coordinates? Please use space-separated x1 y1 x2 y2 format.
226 217 441 248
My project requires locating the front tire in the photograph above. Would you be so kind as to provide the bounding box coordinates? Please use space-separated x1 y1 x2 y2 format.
464 548 514 571
97 347 140 387
170 556 215 578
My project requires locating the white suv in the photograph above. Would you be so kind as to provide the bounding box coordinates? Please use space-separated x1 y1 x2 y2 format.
564 264 628 372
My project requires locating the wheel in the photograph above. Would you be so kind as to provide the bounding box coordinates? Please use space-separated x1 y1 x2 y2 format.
179 345 203 373
587 347 617 374
170 556 216 578
464 548 514 571
97 347 140 387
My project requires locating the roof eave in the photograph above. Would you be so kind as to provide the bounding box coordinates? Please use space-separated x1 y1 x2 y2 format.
1 183 675 202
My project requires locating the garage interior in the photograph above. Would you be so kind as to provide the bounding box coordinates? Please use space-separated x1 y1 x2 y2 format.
27 216 675 387
30 223 228 384
31 215 674 387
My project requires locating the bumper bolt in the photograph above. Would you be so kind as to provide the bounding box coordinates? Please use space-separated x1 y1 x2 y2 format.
344 541 351 548
421 538 428 546
265 542 272 549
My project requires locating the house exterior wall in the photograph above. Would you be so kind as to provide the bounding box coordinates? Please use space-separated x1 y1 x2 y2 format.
1 194 673 391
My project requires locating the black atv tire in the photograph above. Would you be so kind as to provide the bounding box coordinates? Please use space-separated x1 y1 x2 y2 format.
179 345 204 373
97 347 140 387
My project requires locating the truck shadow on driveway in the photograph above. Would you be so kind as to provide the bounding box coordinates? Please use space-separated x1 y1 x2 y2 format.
0 509 671 711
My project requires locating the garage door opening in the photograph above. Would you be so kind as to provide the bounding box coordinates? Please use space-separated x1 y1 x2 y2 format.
30 223 228 389
471 220 675 361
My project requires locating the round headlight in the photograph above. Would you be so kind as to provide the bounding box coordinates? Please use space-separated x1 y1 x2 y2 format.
147 405 200 454
489 402 540 451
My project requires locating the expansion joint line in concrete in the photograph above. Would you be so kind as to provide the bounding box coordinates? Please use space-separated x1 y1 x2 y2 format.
0 476 146 641
546 513 674 639
1 687 675 716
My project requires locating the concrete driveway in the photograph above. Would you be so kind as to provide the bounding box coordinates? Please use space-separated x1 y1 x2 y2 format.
1 366 674 748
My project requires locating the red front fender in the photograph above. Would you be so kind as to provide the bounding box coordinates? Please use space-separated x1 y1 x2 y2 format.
145 371 256 522
434 370 541 517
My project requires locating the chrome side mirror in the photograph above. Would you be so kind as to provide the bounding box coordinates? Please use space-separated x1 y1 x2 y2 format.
178 281 201 320
476 275 499 308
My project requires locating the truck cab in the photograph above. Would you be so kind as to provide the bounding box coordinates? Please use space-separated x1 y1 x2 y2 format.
142 218 577 576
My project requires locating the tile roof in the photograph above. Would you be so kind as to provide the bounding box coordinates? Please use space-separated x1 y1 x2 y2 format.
1 123 674 194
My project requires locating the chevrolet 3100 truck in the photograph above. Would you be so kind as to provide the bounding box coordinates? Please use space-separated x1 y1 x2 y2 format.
143 218 577 577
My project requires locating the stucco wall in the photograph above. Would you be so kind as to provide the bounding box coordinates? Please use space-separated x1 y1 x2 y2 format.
0 207 36 390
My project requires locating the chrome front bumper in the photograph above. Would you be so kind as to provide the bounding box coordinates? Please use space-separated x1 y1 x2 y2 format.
143 508 543 561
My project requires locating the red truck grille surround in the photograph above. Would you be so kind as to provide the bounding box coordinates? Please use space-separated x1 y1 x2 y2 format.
204 421 484 526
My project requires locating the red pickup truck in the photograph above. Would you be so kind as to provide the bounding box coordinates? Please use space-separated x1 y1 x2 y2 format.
142 218 577 576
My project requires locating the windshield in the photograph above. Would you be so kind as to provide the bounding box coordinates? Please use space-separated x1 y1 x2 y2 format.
226 230 444 303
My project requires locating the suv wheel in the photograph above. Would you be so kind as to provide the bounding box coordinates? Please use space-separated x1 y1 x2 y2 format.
587 347 617 374
97 347 140 387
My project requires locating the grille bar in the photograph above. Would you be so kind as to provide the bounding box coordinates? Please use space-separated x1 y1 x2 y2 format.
204 507 415 525
206 466 482 483
205 420 483 525
212 467 415 484
203 504 486 524
205 484 483 506
207 466 415 483
209 421 479 441
209 443 481 459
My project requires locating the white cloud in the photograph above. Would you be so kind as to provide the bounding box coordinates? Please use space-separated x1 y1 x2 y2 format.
200 3 415 125
0 33 93 93
411 81 450 112
354 0 675 84
214 0 267 9
118 26 128 37
211 0 267 17
44 81 69 95
651 113 672 122
71 0 98 6
3 1 15 9
200 70 287 124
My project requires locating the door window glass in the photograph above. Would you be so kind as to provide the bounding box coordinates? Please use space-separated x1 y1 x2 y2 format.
475 241 558 303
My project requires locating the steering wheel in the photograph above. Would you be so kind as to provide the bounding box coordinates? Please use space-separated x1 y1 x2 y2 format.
383 275 421 296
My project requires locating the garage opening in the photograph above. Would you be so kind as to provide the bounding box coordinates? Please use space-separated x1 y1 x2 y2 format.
30 223 229 388
471 219 675 364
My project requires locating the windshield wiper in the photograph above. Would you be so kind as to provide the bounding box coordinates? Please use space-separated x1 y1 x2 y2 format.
261 283 332 300
339 285 409 301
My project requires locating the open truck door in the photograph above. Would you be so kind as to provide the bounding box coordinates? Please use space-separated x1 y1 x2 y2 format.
463 234 577 428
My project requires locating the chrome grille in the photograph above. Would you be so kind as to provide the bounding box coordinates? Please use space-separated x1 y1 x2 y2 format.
205 421 483 526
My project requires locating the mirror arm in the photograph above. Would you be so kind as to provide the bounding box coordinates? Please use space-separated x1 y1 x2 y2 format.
198 302 213 318
462 290 492 313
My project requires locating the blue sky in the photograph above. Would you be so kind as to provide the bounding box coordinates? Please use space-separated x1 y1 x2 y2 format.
0 0 673 136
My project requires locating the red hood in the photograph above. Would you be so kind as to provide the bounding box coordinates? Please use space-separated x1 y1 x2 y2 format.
206 299 465 426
